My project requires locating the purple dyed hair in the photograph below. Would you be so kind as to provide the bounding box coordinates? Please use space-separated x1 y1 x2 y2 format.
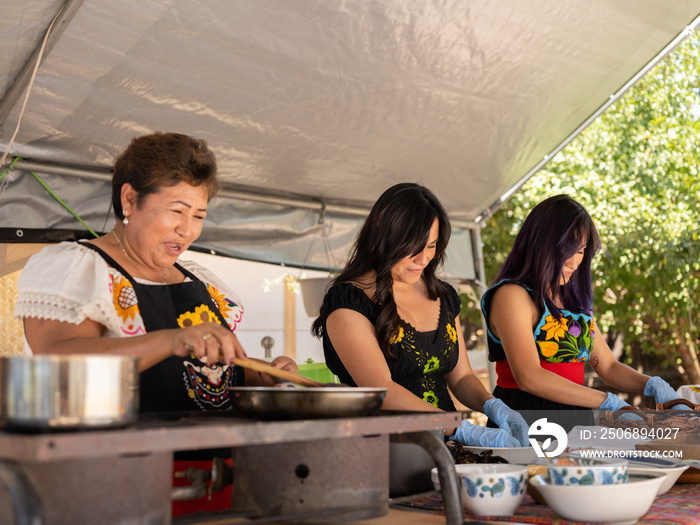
493 194 601 319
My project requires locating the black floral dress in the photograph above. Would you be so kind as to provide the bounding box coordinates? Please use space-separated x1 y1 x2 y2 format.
319 282 461 411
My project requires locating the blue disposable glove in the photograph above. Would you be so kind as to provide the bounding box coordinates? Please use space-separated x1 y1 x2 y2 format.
598 392 643 421
448 419 521 448
644 376 690 410
483 398 530 446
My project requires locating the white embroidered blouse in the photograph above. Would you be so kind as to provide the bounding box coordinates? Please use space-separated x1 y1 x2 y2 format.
14 242 244 353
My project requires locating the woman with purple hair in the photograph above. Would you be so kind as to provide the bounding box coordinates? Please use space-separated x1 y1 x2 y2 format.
481 194 686 430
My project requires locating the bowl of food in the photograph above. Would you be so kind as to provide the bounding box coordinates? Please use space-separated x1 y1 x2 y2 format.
445 440 538 465
461 445 538 465
437 463 527 516
546 454 628 485
530 471 666 523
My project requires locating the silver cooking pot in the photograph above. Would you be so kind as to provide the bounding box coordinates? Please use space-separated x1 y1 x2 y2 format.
1 354 140 430
230 386 387 419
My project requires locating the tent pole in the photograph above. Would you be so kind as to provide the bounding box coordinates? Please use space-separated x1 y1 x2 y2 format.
8 159 112 181
284 284 296 361
470 227 495 392
0 0 85 127
6 159 479 230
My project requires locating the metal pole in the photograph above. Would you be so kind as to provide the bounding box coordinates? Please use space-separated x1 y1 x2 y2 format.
0 0 86 127
471 227 495 391
391 431 464 525
0 462 44 525
5 159 478 230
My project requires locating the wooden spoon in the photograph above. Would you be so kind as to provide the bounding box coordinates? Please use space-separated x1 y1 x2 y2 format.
232 357 323 387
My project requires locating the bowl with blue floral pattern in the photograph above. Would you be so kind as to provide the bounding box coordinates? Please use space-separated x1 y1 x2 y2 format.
546 454 628 485
455 463 528 516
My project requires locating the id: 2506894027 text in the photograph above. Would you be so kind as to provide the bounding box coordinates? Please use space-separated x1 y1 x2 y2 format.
578 427 680 441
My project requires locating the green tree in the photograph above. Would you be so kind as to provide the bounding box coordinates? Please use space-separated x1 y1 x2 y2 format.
480 33 700 387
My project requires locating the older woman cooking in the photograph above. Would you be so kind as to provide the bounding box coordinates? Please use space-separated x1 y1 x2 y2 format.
14 131 297 514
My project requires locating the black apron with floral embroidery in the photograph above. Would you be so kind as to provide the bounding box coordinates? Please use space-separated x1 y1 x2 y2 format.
320 282 461 411
82 243 244 415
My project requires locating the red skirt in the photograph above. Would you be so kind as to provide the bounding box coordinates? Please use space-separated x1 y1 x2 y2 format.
171 459 233 517
495 358 584 388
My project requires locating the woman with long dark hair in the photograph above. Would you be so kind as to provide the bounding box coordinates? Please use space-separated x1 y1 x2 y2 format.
482 194 686 430
313 183 529 446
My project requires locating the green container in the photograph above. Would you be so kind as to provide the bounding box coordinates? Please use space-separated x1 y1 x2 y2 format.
298 360 338 384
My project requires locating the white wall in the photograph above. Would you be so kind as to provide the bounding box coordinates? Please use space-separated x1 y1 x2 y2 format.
183 250 328 365
183 252 492 385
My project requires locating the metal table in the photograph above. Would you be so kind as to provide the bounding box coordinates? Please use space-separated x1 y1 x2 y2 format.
0 411 463 525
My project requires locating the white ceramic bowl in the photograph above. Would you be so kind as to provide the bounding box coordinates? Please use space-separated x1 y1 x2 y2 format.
546 454 628 485
530 472 666 524
430 467 441 491
458 445 538 464
628 464 688 495
451 464 528 516
431 462 532 492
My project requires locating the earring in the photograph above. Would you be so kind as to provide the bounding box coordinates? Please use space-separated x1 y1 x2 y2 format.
123 210 130 226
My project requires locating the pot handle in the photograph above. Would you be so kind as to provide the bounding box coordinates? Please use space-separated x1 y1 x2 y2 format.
0 461 44 525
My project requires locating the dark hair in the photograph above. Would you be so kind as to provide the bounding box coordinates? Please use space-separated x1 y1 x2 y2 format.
493 194 601 318
111 132 221 220
312 183 452 358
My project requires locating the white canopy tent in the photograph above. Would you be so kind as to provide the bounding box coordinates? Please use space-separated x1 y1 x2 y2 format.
2 0 700 285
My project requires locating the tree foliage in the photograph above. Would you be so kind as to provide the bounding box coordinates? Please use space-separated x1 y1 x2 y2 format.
480 33 700 385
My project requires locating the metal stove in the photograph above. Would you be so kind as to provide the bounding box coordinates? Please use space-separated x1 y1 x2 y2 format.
0 411 463 525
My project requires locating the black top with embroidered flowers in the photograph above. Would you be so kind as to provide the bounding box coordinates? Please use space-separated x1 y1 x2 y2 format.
319 281 461 411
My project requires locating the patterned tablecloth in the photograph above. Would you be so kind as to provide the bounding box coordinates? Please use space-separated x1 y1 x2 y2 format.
391 484 700 525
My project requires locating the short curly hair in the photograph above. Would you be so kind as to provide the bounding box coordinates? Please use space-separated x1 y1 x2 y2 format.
111 132 221 220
